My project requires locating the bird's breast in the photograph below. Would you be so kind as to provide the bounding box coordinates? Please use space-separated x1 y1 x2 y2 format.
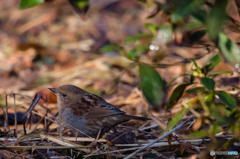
60 108 86 132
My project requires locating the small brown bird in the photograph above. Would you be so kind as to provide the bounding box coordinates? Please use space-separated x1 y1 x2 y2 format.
48 85 149 138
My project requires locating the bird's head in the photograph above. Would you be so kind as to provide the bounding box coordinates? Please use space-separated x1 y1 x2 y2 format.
48 85 86 109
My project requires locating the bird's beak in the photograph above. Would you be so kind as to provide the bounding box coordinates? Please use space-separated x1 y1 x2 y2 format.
48 88 57 93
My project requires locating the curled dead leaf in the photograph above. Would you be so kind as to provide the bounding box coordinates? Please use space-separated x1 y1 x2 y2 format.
167 134 173 146
180 142 185 155
192 117 202 131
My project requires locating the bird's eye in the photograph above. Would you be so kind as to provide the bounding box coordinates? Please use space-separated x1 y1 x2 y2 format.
62 93 67 97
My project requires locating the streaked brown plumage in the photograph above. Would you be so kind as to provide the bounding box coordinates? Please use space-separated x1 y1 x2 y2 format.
48 85 149 138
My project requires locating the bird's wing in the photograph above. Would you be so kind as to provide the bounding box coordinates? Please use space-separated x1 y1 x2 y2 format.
71 94 125 118
86 105 125 118
87 101 125 118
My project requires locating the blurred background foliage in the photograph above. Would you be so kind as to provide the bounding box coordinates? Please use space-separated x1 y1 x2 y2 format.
0 0 240 157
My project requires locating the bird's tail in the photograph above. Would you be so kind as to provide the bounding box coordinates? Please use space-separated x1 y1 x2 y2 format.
125 115 150 121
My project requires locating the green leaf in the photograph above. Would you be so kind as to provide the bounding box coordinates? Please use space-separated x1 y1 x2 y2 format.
123 33 153 45
171 13 183 23
218 33 240 64
167 83 191 110
205 0 228 40
165 107 188 132
190 9 207 23
145 23 158 34
100 44 123 52
139 64 166 107
205 92 215 106
190 30 206 43
75 0 89 9
207 71 232 76
216 91 237 109
127 50 137 60
136 45 149 53
208 54 221 69
186 87 205 94
203 54 221 73
186 21 204 30
68 0 89 19
19 0 44 9
200 77 215 91
171 0 205 23
210 110 232 124
190 74 195 84
192 59 201 70
190 131 207 138
209 104 231 118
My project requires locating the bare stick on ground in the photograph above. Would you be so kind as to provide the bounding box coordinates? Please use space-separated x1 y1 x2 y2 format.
124 116 194 159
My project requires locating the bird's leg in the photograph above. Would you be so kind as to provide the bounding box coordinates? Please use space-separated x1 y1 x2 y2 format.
90 129 101 146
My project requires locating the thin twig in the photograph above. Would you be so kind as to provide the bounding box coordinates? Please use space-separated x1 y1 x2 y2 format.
0 146 91 150
83 147 140 158
5 95 10 132
13 94 17 136
124 116 194 159
21 106 56 123
85 138 210 157
14 93 64 130
45 95 48 133
28 112 47 134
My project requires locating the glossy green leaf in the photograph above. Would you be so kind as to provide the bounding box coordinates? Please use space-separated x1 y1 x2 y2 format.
201 77 215 91
167 83 191 110
216 91 237 109
174 0 205 16
203 54 221 73
139 64 166 107
218 33 240 64
171 0 205 23
123 33 153 45
19 0 44 9
190 9 207 23
205 0 227 40
145 23 158 34
208 54 221 69
186 87 205 94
